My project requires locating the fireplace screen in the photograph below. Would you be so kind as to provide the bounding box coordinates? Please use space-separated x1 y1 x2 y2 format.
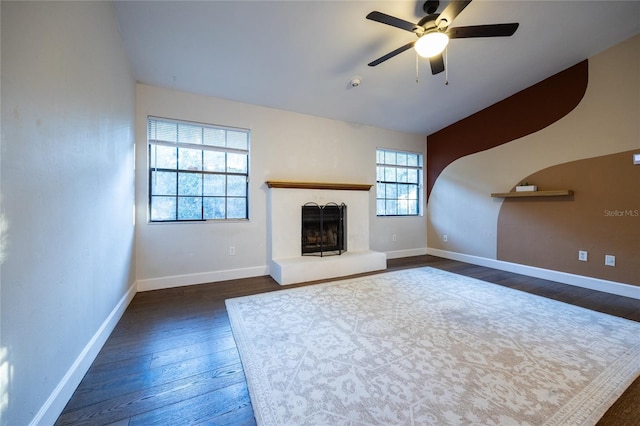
301 202 346 256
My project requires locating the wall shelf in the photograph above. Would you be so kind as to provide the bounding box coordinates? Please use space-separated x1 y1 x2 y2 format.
491 189 573 198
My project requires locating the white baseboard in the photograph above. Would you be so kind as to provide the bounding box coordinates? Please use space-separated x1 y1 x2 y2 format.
385 247 428 260
137 265 270 292
427 248 640 300
31 280 138 426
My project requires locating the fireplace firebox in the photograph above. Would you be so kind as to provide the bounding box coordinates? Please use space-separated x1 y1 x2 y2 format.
301 203 346 256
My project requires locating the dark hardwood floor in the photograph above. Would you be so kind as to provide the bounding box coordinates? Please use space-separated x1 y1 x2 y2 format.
56 255 640 425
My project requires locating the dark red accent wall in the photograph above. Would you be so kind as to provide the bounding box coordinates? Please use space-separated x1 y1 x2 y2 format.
426 60 588 200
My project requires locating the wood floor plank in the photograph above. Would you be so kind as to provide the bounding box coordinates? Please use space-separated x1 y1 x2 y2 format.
65 347 241 412
79 353 154 385
128 381 251 425
103 318 231 357
57 255 640 425
93 324 233 367
56 365 246 425
196 404 257 426
148 332 237 369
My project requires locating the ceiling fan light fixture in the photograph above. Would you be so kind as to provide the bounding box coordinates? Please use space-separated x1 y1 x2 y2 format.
414 31 449 58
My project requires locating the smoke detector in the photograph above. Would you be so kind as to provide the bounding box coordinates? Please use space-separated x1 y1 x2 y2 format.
348 77 362 88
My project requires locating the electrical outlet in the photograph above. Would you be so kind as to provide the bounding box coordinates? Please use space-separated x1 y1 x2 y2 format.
578 250 588 262
392 234 397 242
605 255 615 267
443 234 448 242
229 246 236 256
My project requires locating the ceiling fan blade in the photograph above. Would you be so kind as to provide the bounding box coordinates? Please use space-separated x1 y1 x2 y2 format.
368 41 416 67
366 11 420 33
436 1 472 28
429 54 445 75
447 23 519 39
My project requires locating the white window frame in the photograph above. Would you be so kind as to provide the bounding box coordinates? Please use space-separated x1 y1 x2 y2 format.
376 148 423 217
147 116 250 222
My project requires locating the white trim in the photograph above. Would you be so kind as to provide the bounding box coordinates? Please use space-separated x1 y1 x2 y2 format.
385 247 428 260
137 265 269 292
427 248 640 300
30 281 138 426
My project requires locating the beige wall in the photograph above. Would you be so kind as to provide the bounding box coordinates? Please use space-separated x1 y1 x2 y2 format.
135 84 427 289
1 2 136 424
498 150 639 285
427 34 639 286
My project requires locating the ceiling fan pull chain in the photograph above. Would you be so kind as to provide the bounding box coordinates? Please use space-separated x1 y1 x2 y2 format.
445 47 449 86
416 52 419 83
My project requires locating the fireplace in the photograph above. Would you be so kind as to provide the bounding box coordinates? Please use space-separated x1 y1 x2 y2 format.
266 181 386 285
301 202 346 256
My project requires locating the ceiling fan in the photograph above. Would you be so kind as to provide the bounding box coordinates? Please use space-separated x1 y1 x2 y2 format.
366 0 519 75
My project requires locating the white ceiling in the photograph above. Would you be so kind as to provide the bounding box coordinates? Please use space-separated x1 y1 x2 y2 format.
114 1 640 135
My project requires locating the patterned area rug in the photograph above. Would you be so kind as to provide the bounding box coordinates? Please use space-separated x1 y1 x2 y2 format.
226 267 640 425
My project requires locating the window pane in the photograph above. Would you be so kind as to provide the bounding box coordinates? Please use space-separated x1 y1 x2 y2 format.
398 200 408 215
397 167 408 183
178 197 202 220
227 153 247 173
376 166 384 182
227 175 246 196
408 200 418 215
386 184 397 199
227 198 246 219
377 150 385 164
203 128 225 147
178 147 202 171
385 200 398 215
384 166 396 182
398 184 409 200
151 145 177 169
227 131 248 150
396 152 407 166
203 174 225 196
178 124 202 144
376 199 386 215
384 151 396 165
376 183 385 199
204 197 226 219
151 171 177 195
204 150 225 172
408 185 418 200
407 154 418 167
151 196 176 221
407 169 418 184
178 172 202 196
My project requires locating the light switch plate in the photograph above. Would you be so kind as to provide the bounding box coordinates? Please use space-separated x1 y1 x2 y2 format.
605 255 615 267
578 251 588 261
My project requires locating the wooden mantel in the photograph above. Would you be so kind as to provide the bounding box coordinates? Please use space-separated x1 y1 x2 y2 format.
265 181 373 191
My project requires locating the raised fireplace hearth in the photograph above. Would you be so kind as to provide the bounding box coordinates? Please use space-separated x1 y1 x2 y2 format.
302 203 346 256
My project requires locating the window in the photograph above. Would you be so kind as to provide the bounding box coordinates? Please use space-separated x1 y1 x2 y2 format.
376 148 422 216
148 117 249 222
